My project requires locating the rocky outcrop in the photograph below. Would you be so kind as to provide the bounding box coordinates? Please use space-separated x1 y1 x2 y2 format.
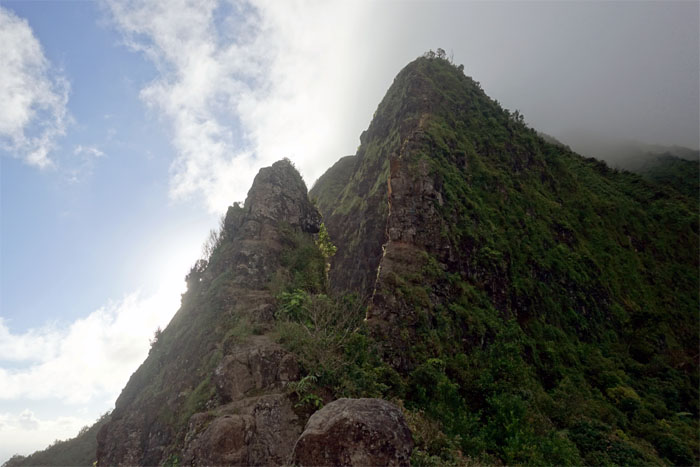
366 122 455 370
97 158 418 466
238 159 321 235
213 335 300 402
217 159 321 291
309 65 443 299
182 393 301 466
291 398 413 466
97 160 320 466
181 336 304 465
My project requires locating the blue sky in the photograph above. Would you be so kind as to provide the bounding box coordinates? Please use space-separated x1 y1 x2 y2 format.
2 1 210 326
0 0 698 462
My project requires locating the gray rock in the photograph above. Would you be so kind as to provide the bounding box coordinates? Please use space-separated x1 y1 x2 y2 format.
182 393 302 466
213 335 299 403
291 398 413 466
226 159 321 238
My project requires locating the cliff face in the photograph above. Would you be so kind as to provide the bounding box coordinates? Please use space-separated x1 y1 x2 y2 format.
97 160 321 465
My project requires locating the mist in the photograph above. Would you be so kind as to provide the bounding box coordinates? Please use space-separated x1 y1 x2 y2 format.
369 1 699 155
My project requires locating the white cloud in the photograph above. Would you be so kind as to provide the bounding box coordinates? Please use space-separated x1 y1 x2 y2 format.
0 238 197 464
0 410 93 464
0 280 183 405
73 144 106 159
106 0 379 213
65 144 106 182
0 6 69 168
0 319 60 363
17 409 40 430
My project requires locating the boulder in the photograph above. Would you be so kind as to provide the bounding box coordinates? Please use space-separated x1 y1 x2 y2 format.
291 398 413 466
182 393 302 466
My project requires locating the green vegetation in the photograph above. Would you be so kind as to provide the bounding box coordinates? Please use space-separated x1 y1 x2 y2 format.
309 54 699 465
58 54 696 466
275 290 398 402
309 155 356 216
315 223 337 262
273 228 398 404
637 154 699 199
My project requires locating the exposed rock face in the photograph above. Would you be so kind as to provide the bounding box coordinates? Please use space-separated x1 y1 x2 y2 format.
240 159 321 235
309 66 441 298
218 159 321 291
291 398 413 467
308 155 356 217
213 335 300 403
367 123 454 370
97 160 319 466
308 62 453 370
313 150 389 297
182 393 301 466
179 336 303 465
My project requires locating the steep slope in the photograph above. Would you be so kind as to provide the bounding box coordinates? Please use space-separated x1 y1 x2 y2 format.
313 55 699 464
559 134 700 172
85 54 699 465
636 153 699 199
309 155 355 217
308 62 446 296
97 160 323 465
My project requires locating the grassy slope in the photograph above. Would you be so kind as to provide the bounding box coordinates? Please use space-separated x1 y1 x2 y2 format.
309 56 699 465
309 155 356 216
637 154 699 199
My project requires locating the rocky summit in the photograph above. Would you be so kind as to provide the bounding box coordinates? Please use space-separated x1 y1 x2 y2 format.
97 159 319 465
11 54 697 467
95 159 411 466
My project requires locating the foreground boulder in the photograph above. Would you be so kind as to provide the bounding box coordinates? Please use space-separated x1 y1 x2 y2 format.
291 398 413 466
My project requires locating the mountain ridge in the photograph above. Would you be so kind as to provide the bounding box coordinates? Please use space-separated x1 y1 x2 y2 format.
312 54 698 464
8 53 698 466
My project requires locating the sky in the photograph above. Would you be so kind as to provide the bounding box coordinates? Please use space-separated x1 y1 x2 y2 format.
0 0 698 461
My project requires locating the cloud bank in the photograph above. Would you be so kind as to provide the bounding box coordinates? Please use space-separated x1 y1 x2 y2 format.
0 6 69 168
0 410 93 464
0 289 174 462
0 283 181 404
0 279 183 462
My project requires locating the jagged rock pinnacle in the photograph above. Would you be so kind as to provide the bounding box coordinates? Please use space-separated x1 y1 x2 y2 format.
226 159 321 237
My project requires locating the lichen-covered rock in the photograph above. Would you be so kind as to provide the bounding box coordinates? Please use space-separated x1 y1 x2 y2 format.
182 393 302 466
230 158 321 236
291 398 413 466
213 335 299 403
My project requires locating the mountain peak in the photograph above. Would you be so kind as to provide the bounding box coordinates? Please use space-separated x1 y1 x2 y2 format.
241 158 320 233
